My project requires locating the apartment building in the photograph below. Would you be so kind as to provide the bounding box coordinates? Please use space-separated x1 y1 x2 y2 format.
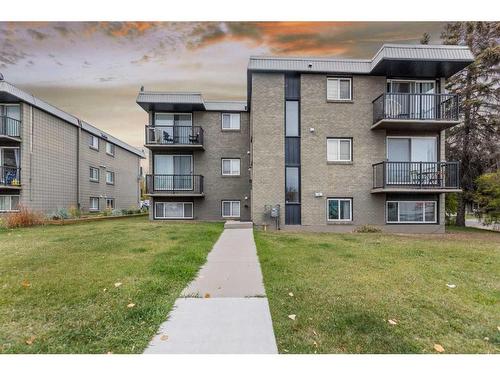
138 44 474 233
0 80 145 214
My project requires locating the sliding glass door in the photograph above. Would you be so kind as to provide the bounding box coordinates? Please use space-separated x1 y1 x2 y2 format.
387 137 437 185
154 154 193 191
155 113 192 144
387 80 436 119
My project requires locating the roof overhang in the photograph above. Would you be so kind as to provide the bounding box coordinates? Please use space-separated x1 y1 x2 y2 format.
136 92 206 112
370 58 474 78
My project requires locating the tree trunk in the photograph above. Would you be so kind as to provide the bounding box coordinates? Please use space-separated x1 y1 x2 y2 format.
456 193 467 226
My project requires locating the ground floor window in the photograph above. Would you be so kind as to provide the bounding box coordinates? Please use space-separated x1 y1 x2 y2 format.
0 195 19 212
105 198 115 210
327 198 352 221
222 200 240 218
155 202 193 219
89 197 99 211
386 200 437 223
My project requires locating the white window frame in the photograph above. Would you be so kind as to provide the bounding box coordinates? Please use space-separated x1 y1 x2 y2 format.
221 158 241 176
89 134 99 150
327 138 352 162
386 136 438 161
106 142 115 156
106 171 115 185
221 200 241 218
89 197 100 211
154 202 193 219
105 198 115 210
154 112 193 126
0 195 20 212
327 77 352 101
326 198 352 222
386 200 437 224
221 113 241 130
89 167 99 182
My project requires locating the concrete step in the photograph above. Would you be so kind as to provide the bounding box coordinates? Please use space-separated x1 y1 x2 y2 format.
224 220 253 229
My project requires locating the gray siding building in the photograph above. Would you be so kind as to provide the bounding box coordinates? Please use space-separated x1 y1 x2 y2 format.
138 43 474 233
0 80 144 215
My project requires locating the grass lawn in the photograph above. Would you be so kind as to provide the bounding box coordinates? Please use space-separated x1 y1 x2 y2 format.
255 227 500 354
0 216 223 354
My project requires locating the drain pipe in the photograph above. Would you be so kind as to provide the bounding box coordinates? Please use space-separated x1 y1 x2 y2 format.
76 119 82 209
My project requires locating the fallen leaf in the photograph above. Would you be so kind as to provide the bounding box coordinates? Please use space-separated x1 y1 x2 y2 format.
288 292 294 297
160 335 169 341
484 337 489 341
434 344 445 353
283 349 289 353
288 314 296 320
21 280 31 288
127 303 135 308
204 293 211 298
446 284 456 289
388 319 398 325
107 351 113 354
312 329 318 336
114 282 122 288
25 336 36 345
103 288 107 292
497 326 500 332
312 340 318 347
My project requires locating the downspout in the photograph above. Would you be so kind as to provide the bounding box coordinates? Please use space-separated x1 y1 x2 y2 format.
29 103 33 201
76 119 82 209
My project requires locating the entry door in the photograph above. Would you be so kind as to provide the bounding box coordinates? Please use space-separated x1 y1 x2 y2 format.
154 155 192 190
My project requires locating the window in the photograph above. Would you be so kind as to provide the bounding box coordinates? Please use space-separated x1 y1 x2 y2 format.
0 105 21 137
222 200 240 218
155 202 193 219
89 134 99 150
105 198 115 210
106 171 115 185
221 113 240 130
285 167 300 203
106 142 115 156
327 198 352 222
387 201 437 224
327 138 352 162
285 101 299 136
89 167 99 182
327 77 352 101
89 197 99 211
221 159 240 176
0 195 19 212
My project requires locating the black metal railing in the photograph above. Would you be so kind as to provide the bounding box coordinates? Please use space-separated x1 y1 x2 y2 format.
0 116 22 138
146 174 204 195
372 93 459 124
145 126 204 146
0 166 21 187
372 161 460 189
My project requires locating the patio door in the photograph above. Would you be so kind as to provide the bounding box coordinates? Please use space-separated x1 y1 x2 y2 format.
388 80 436 119
1 105 21 137
387 137 437 185
155 113 192 143
154 154 192 191
0 147 20 185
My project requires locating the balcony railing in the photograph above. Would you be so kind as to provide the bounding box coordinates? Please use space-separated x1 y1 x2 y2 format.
0 166 21 187
145 126 204 147
0 116 22 139
373 161 460 190
373 93 459 124
146 174 204 195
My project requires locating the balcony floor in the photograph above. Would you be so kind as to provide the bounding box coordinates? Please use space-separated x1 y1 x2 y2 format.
371 119 461 131
371 187 462 194
144 143 204 151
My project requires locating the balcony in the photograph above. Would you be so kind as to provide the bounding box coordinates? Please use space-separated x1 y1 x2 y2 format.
0 166 21 189
145 174 204 197
145 126 204 150
0 116 22 142
372 161 460 193
372 93 460 131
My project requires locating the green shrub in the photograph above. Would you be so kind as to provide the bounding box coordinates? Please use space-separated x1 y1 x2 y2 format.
354 225 382 233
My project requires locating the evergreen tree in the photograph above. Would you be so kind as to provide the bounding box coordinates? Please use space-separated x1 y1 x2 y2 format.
441 22 500 226
420 32 431 45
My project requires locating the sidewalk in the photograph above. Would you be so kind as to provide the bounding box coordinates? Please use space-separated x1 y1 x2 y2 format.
144 226 278 354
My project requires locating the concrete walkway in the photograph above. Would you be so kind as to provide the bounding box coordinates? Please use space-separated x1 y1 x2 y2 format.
144 225 278 354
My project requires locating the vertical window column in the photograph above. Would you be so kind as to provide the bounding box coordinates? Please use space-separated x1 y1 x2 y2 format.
285 74 301 225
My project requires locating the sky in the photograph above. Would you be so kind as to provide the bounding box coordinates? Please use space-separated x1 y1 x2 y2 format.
0 22 447 148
